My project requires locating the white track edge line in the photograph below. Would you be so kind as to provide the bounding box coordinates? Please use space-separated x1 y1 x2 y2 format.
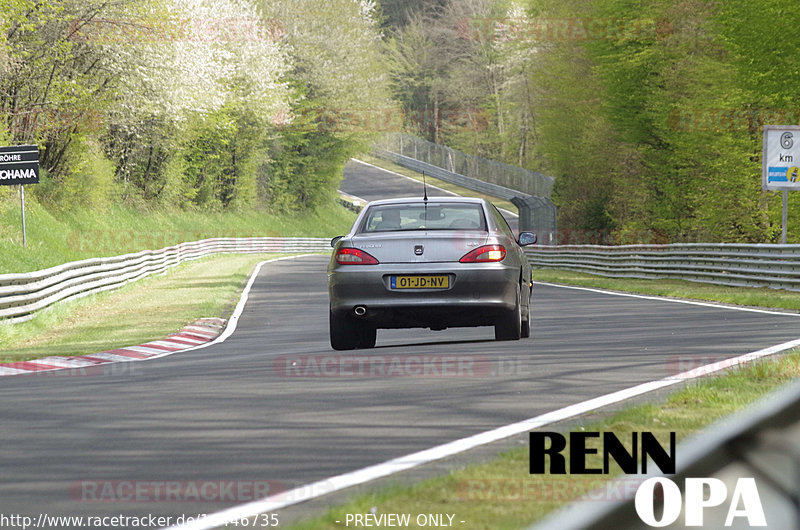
139 255 316 361
350 158 458 196
165 335 800 529
0 255 312 377
535 281 800 316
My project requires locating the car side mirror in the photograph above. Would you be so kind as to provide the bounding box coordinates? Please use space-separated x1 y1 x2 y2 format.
518 232 537 246
331 236 344 248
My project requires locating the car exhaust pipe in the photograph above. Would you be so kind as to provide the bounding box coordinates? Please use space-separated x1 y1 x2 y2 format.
354 305 367 317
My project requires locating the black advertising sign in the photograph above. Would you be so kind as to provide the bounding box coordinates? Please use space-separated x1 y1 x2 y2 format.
0 145 40 186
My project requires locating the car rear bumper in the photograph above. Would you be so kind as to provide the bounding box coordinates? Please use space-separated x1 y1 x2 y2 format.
328 262 519 328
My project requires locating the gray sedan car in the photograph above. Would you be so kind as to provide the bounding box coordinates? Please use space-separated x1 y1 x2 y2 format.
327 197 537 350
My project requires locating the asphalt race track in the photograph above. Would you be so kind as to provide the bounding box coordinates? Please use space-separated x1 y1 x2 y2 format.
341 159 520 231
340 159 449 202
1 161 799 526
1 255 800 524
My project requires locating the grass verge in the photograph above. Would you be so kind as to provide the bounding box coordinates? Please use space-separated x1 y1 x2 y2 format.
285 351 800 530
532 268 800 312
0 253 298 362
0 197 354 273
355 154 518 213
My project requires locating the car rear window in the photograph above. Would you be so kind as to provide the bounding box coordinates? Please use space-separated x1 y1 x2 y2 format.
361 203 487 232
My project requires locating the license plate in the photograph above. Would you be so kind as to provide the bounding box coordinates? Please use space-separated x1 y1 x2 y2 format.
390 275 450 290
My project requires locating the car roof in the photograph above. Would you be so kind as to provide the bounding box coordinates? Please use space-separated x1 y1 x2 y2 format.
364 196 487 207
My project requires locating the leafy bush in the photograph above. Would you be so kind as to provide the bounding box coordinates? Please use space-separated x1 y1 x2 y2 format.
32 137 117 211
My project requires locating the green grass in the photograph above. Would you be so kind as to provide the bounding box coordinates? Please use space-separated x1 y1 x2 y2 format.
284 351 800 530
355 154 518 213
0 197 355 273
532 268 800 311
0 253 295 362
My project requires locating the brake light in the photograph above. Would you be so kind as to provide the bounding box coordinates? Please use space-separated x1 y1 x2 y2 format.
335 248 380 265
459 245 506 263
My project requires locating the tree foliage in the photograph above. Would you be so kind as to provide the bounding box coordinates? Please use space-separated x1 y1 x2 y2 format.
381 0 800 242
1 0 389 215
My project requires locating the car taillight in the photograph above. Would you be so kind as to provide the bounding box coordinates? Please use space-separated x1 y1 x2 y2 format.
459 244 506 263
335 248 380 265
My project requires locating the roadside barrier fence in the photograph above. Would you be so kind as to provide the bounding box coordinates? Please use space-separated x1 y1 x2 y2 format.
374 133 555 199
0 237 331 323
3 239 800 324
526 243 800 292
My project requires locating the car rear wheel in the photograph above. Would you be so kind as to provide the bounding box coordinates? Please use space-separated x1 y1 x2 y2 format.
330 310 377 350
358 325 377 349
330 310 358 350
495 288 522 341
521 301 531 338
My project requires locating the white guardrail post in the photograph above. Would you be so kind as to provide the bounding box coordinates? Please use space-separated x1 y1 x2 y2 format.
0 237 332 324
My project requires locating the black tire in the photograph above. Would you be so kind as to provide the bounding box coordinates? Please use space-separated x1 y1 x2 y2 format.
330 310 359 350
330 310 377 350
495 287 522 341
521 299 531 339
358 326 377 349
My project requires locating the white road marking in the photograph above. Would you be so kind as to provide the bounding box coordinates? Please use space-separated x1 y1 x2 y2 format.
35 356 100 368
80 352 138 363
146 340 189 349
28 357 88 368
350 158 458 196
536 281 800 317
114 346 167 355
118 255 319 366
168 335 206 344
165 271 800 529
0 256 310 378
113 256 316 364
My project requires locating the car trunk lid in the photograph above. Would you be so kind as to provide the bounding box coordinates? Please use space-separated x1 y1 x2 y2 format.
348 231 489 263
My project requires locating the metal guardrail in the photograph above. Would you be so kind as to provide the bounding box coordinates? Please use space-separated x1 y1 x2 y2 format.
0 237 332 323
526 243 800 292
8 238 800 324
337 191 365 213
